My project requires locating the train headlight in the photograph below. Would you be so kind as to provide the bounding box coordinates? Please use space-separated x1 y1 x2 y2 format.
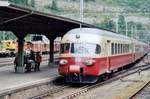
59 59 68 65
84 60 95 66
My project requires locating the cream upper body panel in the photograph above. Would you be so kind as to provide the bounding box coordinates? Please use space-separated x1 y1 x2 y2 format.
61 28 131 44
60 28 148 58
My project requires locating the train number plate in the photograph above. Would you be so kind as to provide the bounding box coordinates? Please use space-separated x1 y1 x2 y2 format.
69 65 80 73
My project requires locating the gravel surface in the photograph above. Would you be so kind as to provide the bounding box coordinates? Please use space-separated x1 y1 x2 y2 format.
133 79 150 99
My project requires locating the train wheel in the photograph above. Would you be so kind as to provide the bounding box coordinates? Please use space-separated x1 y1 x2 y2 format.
103 73 112 81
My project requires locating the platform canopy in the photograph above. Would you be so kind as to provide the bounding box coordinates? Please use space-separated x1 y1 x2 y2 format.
0 1 97 38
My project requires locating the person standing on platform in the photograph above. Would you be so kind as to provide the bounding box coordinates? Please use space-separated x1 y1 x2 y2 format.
26 50 35 72
35 52 42 71
30 50 35 62
14 53 18 72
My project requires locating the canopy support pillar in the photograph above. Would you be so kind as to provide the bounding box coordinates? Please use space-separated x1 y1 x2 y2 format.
15 38 25 73
48 37 56 67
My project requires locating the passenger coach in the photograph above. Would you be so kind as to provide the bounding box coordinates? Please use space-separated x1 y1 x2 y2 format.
58 28 148 83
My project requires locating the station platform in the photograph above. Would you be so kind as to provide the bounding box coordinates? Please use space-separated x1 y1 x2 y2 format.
0 61 59 96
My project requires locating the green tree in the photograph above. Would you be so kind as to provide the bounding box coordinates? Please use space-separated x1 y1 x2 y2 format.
107 20 116 31
136 23 145 41
84 0 95 2
30 0 35 8
8 0 28 6
118 15 126 35
51 0 58 10
127 21 134 37
100 18 110 30
100 17 115 31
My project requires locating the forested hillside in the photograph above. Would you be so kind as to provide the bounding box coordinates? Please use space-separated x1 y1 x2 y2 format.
8 0 150 13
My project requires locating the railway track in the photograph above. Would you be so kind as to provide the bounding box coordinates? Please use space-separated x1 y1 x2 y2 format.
29 60 150 99
30 85 70 99
30 82 88 99
28 76 74 99
27 74 88 99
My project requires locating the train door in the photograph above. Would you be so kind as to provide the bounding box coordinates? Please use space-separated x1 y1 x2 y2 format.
105 40 111 73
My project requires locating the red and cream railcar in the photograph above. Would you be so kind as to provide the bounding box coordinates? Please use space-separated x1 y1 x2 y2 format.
31 41 49 54
26 35 60 54
58 28 148 83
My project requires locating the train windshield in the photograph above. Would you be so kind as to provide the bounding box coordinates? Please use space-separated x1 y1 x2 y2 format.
71 43 100 54
60 43 70 53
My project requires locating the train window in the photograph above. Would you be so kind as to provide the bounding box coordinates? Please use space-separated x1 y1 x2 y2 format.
122 44 123 53
123 44 125 53
121 44 123 53
32 36 42 41
60 43 70 53
130 44 133 52
95 45 101 54
115 43 117 54
71 43 74 53
120 44 122 53
44 44 47 48
124 44 127 53
71 43 100 54
126 45 127 52
118 44 121 54
127 44 129 52
111 43 114 55
128 44 130 52
126 44 128 53
126 44 127 53
124 44 125 53
118 44 120 54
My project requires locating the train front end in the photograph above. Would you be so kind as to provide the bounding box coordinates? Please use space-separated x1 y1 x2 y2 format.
58 28 101 83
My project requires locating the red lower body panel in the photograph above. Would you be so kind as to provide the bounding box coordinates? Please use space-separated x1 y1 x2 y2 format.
58 53 145 83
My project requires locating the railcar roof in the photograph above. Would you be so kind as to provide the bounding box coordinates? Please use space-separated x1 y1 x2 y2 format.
67 28 132 40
